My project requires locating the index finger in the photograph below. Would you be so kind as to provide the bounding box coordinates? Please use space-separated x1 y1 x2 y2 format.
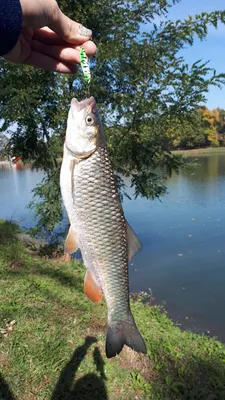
33 28 97 56
33 27 65 46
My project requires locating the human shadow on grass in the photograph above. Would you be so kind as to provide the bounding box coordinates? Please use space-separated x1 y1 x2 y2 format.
0 373 15 400
51 336 108 400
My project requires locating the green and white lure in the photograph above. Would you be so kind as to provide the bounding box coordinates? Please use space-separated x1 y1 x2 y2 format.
80 47 91 85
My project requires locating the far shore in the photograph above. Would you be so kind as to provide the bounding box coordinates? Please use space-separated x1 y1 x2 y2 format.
172 147 225 156
1 147 225 169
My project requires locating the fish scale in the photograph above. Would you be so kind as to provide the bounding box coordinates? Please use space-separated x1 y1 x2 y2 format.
61 96 146 357
73 144 130 324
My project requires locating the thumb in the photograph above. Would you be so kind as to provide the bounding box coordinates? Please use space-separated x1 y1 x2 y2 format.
49 7 92 44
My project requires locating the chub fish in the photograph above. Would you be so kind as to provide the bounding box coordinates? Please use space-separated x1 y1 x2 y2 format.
60 97 147 358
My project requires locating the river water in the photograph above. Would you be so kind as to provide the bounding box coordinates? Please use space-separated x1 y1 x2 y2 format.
1 154 225 340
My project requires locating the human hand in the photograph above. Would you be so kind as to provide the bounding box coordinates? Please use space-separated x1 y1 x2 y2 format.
4 0 96 73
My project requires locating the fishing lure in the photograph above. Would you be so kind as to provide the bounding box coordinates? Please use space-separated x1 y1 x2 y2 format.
80 47 91 85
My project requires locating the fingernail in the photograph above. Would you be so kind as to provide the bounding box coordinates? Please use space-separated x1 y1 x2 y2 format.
78 24 92 37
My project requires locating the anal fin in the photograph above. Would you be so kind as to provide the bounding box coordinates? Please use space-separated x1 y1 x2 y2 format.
64 226 79 254
84 270 102 303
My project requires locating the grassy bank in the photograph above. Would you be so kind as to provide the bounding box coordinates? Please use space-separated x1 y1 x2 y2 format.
173 147 225 156
1 220 225 399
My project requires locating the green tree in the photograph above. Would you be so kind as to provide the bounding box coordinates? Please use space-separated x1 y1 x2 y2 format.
1 0 225 235
215 108 225 145
217 108 225 133
165 111 207 149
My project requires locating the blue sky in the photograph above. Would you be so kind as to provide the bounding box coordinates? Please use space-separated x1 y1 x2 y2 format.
147 0 225 109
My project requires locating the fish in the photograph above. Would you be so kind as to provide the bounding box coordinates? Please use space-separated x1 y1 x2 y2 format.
60 96 147 358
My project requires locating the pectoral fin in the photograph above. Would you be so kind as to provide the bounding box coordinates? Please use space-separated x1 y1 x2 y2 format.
64 226 79 254
126 221 142 261
84 270 102 303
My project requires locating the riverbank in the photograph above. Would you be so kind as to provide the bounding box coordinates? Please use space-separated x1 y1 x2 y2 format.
1 220 225 399
173 147 225 156
0 160 11 168
0 160 32 169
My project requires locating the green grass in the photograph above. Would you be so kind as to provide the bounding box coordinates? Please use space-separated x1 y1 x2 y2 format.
1 220 225 399
173 147 225 156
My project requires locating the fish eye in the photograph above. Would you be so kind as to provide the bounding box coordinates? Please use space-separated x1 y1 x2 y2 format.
85 115 95 125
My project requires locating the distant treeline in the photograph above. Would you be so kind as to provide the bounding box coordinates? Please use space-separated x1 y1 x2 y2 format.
1 106 225 160
167 107 225 150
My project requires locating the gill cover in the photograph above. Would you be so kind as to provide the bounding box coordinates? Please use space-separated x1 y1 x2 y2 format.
65 97 99 159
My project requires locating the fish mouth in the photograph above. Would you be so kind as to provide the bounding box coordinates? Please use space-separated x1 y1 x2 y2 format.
71 97 96 112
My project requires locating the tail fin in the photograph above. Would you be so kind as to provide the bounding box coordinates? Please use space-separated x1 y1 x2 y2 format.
106 314 147 358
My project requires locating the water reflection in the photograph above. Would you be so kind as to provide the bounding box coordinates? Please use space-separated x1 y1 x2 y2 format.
0 167 45 227
1 154 225 340
124 154 225 341
168 155 225 207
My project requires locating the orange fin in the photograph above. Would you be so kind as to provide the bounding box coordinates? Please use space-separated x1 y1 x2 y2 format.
64 226 78 254
84 271 102 303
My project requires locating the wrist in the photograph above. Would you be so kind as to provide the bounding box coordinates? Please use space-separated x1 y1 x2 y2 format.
19 0 29 26
19 0 50 28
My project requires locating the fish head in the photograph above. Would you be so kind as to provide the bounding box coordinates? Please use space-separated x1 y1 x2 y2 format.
66 96 104 159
